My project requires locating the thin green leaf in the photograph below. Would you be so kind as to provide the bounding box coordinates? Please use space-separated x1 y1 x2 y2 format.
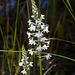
63 0 75 20
66 0 73 12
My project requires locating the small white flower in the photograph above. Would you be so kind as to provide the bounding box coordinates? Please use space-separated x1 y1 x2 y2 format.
19 62 23 66
28 19 32 26
31 15 35 18
41 24 46 29
45 54 51 60
36 45 42 51
35 19 41 25
34 31 43 38
26 61 29 64
43 26 49 33
49 61 52 64
32 8 37 14
34 10 37 13
28 49 34 55
36 12 38 15
46 41 50 45
42 45 49 50
28 24 36 31
21 57 24 62
29 38 36 45
27 32 31 38
40 14 45 20
40 37 47 42
29 62 33 67
21 69 27 74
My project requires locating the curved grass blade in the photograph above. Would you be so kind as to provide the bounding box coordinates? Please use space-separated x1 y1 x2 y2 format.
66 0 73 12
63 0 75 20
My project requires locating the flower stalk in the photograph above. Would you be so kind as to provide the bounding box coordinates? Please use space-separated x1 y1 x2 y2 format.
39 52 42 75
38 37 42 75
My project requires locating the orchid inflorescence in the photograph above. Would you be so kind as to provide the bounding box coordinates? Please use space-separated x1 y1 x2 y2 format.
19 45 33 75
27 0 50 55
19 0 51 74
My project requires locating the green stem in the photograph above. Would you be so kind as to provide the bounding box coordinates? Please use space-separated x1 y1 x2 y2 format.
7 55 12 75
13 0 20 51
38 38 42 75
51 53 75 61
26 0 30 19
53 0 56 17
39 52 42 75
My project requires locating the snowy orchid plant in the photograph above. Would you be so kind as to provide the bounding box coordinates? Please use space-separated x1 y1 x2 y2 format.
19 0 51 75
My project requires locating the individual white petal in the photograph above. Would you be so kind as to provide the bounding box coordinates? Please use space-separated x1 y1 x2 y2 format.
36 45 43 51
40 14 45 20
27 32 31 38
34 10 37 13
35 19 41 24
40 37 47 42
28 19 32 26
46 41 50 45
45 54 52 60
28 25 36 31
36 12 38 15
19 62 23 66
41 24 46 29
21 57 24 62
29 62 33 67
31 15 35 18
43 26 49 33
29 38 36 45
26 61 29 64
28 49 34 55
42 45 49 50
34 31 43 38
21 69 27 74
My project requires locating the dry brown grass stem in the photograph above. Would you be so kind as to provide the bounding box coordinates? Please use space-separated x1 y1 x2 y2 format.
47 38 75 44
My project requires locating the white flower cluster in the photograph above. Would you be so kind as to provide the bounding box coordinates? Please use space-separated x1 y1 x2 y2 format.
27 0 50 58
19 0 51 74
19 46 33 75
